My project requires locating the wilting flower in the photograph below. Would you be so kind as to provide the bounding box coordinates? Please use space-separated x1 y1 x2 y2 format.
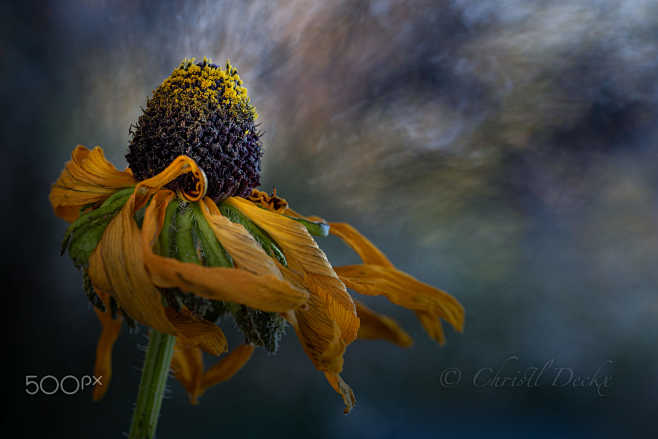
50 58 464 412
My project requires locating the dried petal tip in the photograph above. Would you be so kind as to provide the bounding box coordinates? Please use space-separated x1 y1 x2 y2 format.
127 57 262 202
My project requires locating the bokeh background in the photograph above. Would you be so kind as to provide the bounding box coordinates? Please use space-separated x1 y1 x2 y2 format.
5 0 658 437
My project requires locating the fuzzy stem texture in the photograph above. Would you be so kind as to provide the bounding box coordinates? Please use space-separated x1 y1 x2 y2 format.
128 329 176 439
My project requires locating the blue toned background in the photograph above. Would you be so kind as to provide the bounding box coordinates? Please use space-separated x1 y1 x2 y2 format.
4 0 657 437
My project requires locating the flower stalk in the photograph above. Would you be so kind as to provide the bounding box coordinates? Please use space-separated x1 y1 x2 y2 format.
128 329 176 439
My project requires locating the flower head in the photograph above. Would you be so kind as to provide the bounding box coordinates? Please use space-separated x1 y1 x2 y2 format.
126 58 261 201
50 59 464 414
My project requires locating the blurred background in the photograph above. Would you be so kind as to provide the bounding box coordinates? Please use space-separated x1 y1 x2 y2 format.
4 0 658 437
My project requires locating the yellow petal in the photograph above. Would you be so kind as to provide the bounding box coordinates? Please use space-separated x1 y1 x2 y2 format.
226 197 359 342
92 291 122 401
133 155 207 209
141 191 309 313
334 264 464 334
226 197 359 372
171 345 204 404
328 221 465 344
50 145 135 222
328 222 393 267
248 188 289 213
200 198 285 278
355 301 413 348
166 307 228 356
89 191 178 335
415 310 446 345
200 344 255 396
293 295 347 373
324 372 356 414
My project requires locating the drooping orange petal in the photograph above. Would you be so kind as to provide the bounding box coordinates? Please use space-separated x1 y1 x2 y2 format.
328 222 393 267
200 198 286 278
200 344 255 395
50 145 135 222
133 155 208 209
248 188 289 213
225 197 359 346
355 301 413 348
252 192 465 346
88 192 178 335
141 191 309 313
328 222 465 344
292 294 347 373
226 196 359 385
171 345 204 404
335 264 464 334
324 372 356 414
283 292 355 413
415 310 446 345
92 291 123 401
165 307 228 356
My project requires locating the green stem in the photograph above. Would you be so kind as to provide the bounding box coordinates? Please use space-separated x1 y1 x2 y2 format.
128 329 176 439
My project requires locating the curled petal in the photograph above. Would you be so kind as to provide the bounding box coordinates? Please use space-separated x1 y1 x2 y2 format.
292 294 347 374
141 191 309 313
415 310 446 345
328 222 393 267
171 345 204 404
226 197 359 344
92 291 122 401
200 344 255 395
335 264 464 334
355 301 413 348
133 155 207 209
50 145 135 222
166 308 228 356
226 197 359 377
200 198 285 278
324 373 356 414
172 344 255 404
88 192 178 335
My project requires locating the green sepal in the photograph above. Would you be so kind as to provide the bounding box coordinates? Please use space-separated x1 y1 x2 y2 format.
174 202 199 264
157 198 178 258
190 203 233 267
61 187 134 269
82 270 105 312
286 216 330 237
233 305 287 353
218 203 287 266
156 198 232 321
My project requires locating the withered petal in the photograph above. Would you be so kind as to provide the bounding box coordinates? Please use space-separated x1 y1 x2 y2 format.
171 345 204 404
50 145 135 222
324 372 356 414
200 344 255 395
226 197 359 375
141 191 309 313
92 291 123 401
335 264 464 334
90 192 178 335
328 222 393 268
166 307 228 356
200 198 285 278
355 301 413 348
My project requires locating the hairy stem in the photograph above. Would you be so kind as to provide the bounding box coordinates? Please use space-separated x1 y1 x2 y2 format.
128 329 176 439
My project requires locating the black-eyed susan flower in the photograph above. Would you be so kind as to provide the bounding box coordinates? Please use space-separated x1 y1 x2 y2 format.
50 58 464 437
